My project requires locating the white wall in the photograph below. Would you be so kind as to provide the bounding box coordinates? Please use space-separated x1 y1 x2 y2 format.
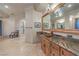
25 5 42 43
33 10 42 32
2 16 15 37
25 6 34 43
19 19 26 34
32 10 42 43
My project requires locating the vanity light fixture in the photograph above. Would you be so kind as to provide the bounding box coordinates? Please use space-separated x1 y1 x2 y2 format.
4 5 9 8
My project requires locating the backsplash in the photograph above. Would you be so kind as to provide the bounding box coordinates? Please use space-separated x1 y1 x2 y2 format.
53 32 67 37
53 32 79 40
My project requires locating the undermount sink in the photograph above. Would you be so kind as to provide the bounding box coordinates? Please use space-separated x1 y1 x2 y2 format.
58 39 68 48
53 35 69 48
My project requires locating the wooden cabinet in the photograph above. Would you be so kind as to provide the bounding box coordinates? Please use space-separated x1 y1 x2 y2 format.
41 35 76 56
45 38 51 56
41 36 51 56
41 37 46 54
51 42 60 56
60 48 75 56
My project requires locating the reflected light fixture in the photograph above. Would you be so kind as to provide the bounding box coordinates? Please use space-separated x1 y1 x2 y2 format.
58 19 65 23
67 4 72 8
4 5 9 8
69 15 73 22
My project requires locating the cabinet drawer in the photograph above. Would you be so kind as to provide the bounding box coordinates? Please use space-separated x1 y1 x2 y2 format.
51 47 60 56
51 42 60 51
41 36 51 56
60 48 75 56
45 38 51 56
51 51 59 56
51 42 60 56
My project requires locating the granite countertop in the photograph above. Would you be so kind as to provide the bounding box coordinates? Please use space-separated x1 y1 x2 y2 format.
52 35 79 56
40 34 79 55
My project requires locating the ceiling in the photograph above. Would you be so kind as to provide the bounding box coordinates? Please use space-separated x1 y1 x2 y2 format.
0 3 49 19
0 3 33 18
63 3 79 14
33 3 48 12
0 3 79 20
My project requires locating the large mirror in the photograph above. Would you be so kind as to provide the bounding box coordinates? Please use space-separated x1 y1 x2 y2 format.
51 3 79 30
50 5 65 29
55 18 65 29
42 14 51 30
42 3 79 31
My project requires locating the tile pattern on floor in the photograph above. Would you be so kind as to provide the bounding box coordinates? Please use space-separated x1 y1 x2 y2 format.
0 38 44 56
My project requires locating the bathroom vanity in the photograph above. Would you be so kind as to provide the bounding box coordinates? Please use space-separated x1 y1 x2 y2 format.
40 3 79 56
40 33 78 56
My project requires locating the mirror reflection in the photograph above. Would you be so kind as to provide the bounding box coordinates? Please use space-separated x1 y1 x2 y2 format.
51 3 79 30
43 14 51 30
42 3 79 30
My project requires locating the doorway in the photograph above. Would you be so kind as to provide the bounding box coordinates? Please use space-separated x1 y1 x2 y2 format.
75 18 79 29
0 20 2 36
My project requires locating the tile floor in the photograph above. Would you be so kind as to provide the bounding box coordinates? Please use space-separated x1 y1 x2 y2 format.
0 37 44 56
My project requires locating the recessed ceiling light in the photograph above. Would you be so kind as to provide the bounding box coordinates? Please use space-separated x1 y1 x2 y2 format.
4 5 9 8
67 4 72 8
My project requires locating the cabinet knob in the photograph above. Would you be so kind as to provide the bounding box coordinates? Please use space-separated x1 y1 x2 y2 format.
53 53 55 56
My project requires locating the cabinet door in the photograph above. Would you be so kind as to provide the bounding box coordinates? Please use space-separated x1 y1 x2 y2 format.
51 42 60 56
60 48 75 56
41 38 46 54
41 38 44 50
45 39 51 56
